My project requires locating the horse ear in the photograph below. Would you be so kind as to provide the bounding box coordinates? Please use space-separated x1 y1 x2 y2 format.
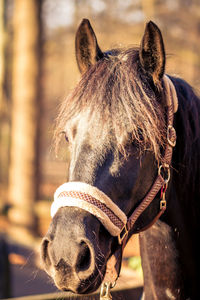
139 21 165 86
75 19 104 74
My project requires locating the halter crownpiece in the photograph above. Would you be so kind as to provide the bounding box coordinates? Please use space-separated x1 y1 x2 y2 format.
163 75 178 113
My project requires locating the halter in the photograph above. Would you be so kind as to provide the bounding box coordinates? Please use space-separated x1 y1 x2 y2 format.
51 75 178 299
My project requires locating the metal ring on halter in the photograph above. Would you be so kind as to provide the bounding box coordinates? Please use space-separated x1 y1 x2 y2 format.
167 125 176 147
158 164 170 184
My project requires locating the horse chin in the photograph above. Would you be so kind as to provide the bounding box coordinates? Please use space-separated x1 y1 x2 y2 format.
79 250 123 295
78 264 107 294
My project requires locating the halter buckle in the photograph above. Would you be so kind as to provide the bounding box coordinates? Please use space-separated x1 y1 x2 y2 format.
160 199 166 210
118 224 128 245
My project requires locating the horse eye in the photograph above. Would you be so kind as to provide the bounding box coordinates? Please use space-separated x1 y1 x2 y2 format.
60 131 69 143
64 134 69 143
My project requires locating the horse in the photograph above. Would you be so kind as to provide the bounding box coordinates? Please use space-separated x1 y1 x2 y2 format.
41 19 200 300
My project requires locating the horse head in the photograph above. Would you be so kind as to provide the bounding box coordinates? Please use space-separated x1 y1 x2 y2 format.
41 19 172 294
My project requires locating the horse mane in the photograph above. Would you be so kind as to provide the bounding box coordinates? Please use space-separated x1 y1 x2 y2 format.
54 47 167 161
171 77 200 202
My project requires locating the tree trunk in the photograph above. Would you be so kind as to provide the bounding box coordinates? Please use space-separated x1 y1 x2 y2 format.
8 0 42 241
0 0 8 189
0 0 5 106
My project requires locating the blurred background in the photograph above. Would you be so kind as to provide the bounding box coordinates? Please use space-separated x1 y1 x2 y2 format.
0 0 200 298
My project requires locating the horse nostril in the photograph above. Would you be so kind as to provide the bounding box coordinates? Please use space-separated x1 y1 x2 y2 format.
76 241 91 273
41 238 51 269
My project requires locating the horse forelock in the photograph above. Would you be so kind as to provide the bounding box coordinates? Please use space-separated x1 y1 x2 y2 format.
54 47 167 162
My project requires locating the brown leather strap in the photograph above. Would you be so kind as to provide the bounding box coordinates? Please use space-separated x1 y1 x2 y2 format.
127 174 165 231
124 102 176 237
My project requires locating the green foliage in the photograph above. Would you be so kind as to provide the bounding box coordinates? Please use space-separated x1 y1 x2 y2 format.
128 256 143 277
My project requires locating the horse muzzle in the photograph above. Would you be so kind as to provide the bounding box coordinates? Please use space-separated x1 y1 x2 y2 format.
40 206 113 294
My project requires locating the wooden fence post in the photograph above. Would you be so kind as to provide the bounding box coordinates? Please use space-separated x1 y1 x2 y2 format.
8 0 42 242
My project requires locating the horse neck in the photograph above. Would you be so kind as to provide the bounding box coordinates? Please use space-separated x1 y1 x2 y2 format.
170 76 200 207
165 77 200 229
140 220 185 300
160 77 200 298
